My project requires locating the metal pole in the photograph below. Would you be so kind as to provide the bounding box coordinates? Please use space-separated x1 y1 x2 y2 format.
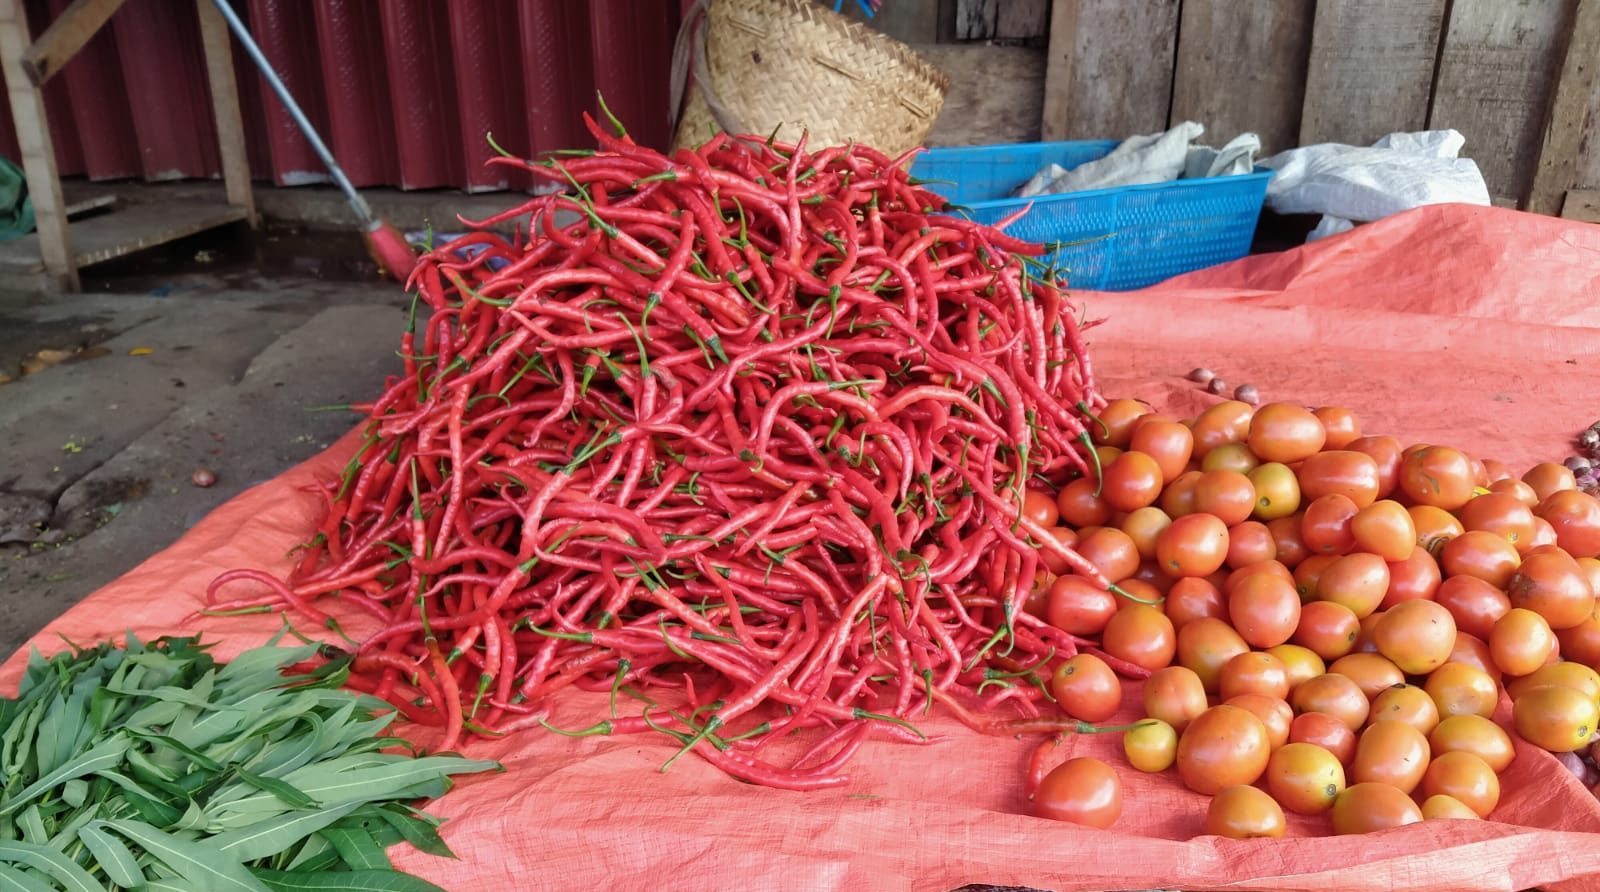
209 0 373 226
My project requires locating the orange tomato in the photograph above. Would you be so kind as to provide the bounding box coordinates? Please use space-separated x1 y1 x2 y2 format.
1506 662 1600 702
1348 435 1404 500
1219 651 1291 700
1100 451 1165 513
1249 462 1303 522
1399 446 1477 510
1331 783 1423 834
1536 490 1600 559
1204 785 1287 838
1051 653 1122 722
1202 442 1262 475
1120 506 1173 561
1159 470 1205 518
1102 604 1177 673
1440 530 1523 590
1294 599 1362 661
1177 705 1271 794
1302 494 1360 556
1129 420 1194 482
1298 450 1382 508
1291 672 1371 731
1490 477 1541 507
1425 661 1501 719
1507 550 1596 630
1225 693 1294 750
1177 617 1252 693
1317 553 1392 618
1512 684 1599 752
1092 398 1153 448
1248 403 1327 464
1459 492 1538 553
1328 652 1406 701
1267 741 1347 815
1156 513 1230 578
1268 514 1310 568
1525 462 1578 502
1434 574 1512 641
1226 522 1279 570
1490 608 1557 677
1194 470 1258 527
1228 572 1302 648
1057 477 1112 528
1143 665 1210 733
1410 505 1466 552
1033 757 1123 828
1313 406 1362 451
1557 612 1600 669
1352 499 1419 563
1190 401 1256 459
1372 600 1458 675
1289 711 1357 765
1430 714 1515 772
1350 720 1431 793
1165 576 1228 629
1267 643 1327 691
1447 633 1504 683
1369 683 1441 736
1420 751 1500 817
1381 546 1443 609
1293 554 1340 602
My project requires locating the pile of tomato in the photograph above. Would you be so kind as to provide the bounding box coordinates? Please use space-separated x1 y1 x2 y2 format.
1018 398 1600 837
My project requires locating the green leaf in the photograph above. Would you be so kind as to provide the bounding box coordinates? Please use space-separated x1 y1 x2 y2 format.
284 835 338 873
78 825 144 888
95 819 268 892
144 880 204 892
0 863 59 892
61 780 88 809
0 841 104 892
226 758 496 818
319 827 389 870
249 868 450 892
236 771 318 810
208 802 362 863
127 731 222 774
0 735 130 818
373 808 454 860
16 806 46 845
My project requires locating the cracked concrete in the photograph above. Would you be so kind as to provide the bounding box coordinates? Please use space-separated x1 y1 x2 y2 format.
0 273 409 658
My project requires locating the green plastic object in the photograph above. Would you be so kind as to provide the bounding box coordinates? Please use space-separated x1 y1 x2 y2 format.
0 155 34 242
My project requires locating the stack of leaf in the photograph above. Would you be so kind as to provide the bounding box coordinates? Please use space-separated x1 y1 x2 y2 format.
0 633 499 891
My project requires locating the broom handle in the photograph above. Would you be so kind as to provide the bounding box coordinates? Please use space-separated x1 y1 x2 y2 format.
210 0 374 227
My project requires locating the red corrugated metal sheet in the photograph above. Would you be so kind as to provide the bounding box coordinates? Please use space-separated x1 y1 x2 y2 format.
0 0 684 192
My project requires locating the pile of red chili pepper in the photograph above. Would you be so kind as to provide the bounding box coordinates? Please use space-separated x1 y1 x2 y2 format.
208 114 1117 789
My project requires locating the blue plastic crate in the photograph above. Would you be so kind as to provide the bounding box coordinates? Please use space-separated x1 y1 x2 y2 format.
909 140 1272 291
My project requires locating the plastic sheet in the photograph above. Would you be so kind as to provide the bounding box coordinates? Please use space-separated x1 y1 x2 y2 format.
4 204 1600 892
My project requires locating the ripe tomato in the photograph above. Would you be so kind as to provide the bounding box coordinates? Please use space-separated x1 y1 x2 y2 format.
1121 506 1173 561
1267 741 1347 815
1093 398 1152 448
1225 521 1278 571
1557 613 1600 668
1382 546 1443 609
1582 557 1600 594
1317 553 1392 618
1226 559 1294 597
1293 554 1339 602
1057 477 1112 528
1165 576 1227 629
1424 661 1501 719
1116 578 1165 605
1348 435 1404 500
1329 652 1406 700
1507 550 1596 630
1176 705 1272 794
1506 661 1600 702
1369 683 1441 736
1219 651 1291 700
1204 785 1286 839
1077 528 1142 583
1248 403 1327 464
1190 400 1255 459
1536 490 1600 559
1513 685 1599 752
1351 500 1418 563
1411 505 1466 553
1267 644 1327 690
1025 570 1056 618
1033 757 1123 828
1038 527 1082 575
1400 446 1477 510
1289 711 1358 765
1531 516 1562 550
1130 420 1195 483
1434 575 1512 640
1201 442 1261 475
1303 494 1360 556
1331 783 1424 834
1225 693 1294 749
1156 513 1230 577
1052 653 1122 722
1123 719 1178 772
1421 794 1484 821
1019 489 1061 529
1372 599 1458 674
1313 406 1362 451
1298 451 1382 508
1524 462 1578 501
1439 531 1522 590
1447 633 1503 682
1263 516 1307 570
1459 492 1537 553
1143 665 1210 732
1351 720 1431 793
1047 575 1119 636
1291 672 1371 731
1249 463 1303 522
1159 470 1205 517
1228 572 1302 648
1096 445 1125 470
1100 451 1165 512
1130 561 1179 595
1102 604 1177 673
1293 600 1362 661
1194 470 1257 526
1177 617 1251 693
1491 608 1557 677
1490 477 1541 507
1430 714 1516 772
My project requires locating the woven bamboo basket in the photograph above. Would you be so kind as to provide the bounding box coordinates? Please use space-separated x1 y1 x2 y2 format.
670 0 949 157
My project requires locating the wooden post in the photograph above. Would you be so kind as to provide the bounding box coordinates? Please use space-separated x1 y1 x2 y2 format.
1039 0 1078 141
18 0 123 86
0 0 75 290
1526 0 1600 215
195 0 255 226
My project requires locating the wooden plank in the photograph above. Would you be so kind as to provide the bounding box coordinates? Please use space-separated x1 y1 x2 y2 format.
1526 0 1600 214
1170 0 1315 156
1041 0 1179 141
63 193 115 217
1564 188 1600 222
920 44 1045 145
995 0 1048 39
195 0 256 226
0 200 248 273
1298 0 1446 147
0 0 74 290
17 0 123 86
955 0 996 39
1429 0 1571 205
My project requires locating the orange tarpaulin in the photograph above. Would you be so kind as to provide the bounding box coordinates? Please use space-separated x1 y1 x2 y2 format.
5 204 1600 892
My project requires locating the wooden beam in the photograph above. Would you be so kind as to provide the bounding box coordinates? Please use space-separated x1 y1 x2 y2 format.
0 0 74 290
1563 188 1600 223
1039 0 1079 140
17 0 124 86
1527 0 1600 215
195 0 256 226
1298 0 1446 147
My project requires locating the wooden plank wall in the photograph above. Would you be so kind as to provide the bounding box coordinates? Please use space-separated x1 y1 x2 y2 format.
1298 0 1447 147
1041 0 1180 141
1168 0 1315 155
